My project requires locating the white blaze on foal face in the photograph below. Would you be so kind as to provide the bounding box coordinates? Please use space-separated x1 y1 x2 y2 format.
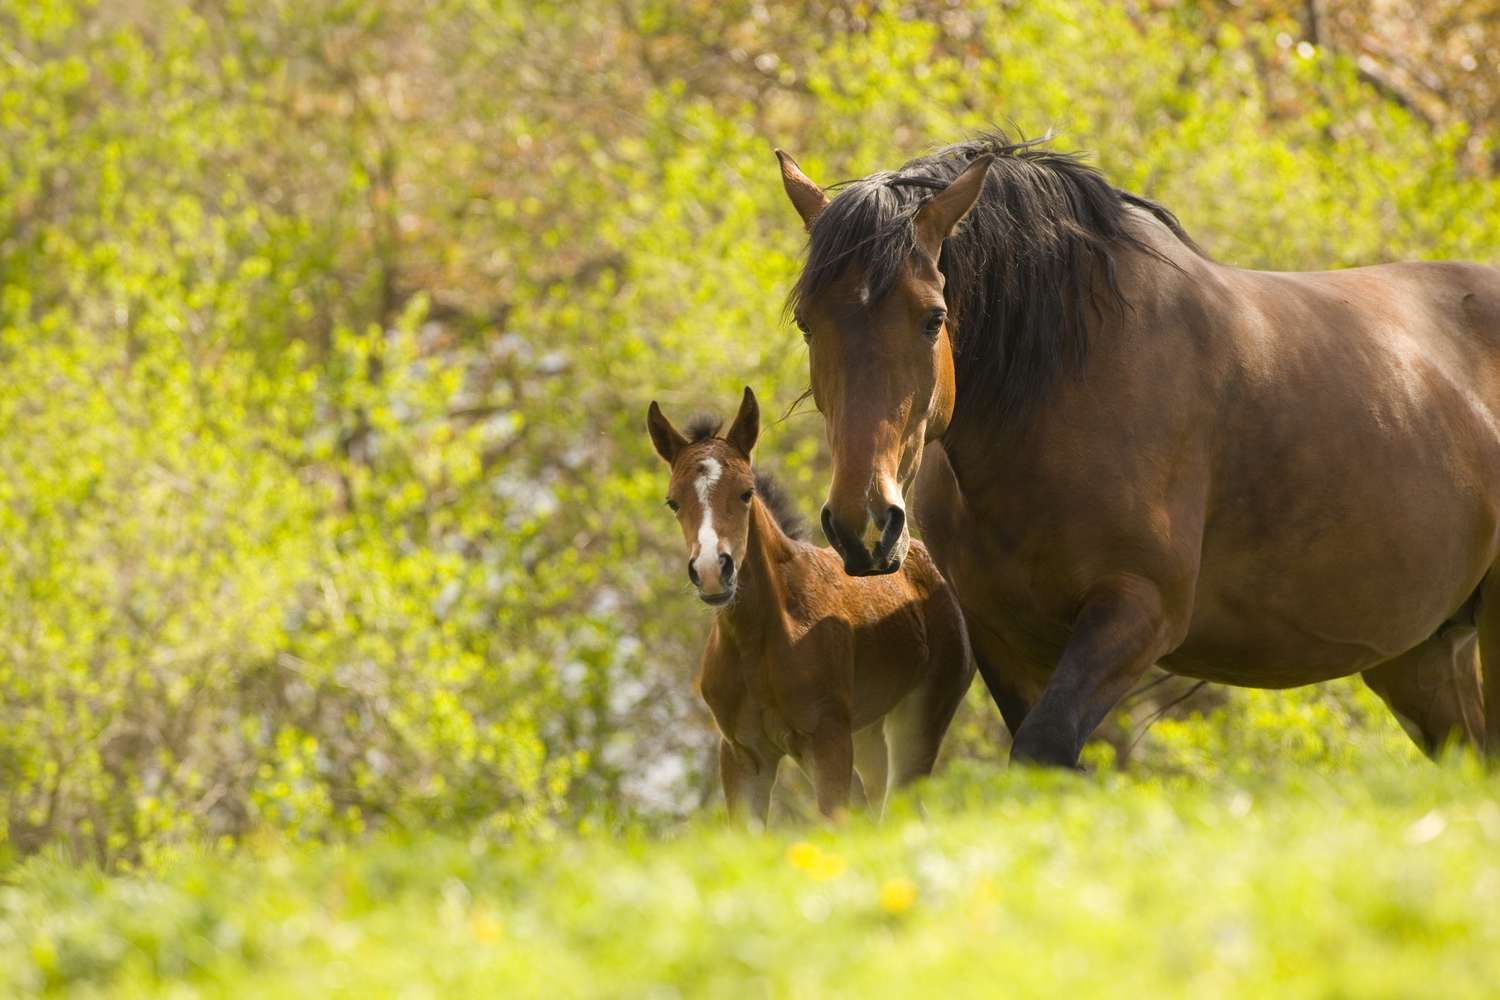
692 456 724 584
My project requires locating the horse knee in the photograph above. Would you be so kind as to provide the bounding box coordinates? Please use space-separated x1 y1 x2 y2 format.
1010 720 1084 770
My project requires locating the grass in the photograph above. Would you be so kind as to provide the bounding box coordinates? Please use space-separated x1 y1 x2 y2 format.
5 707 1500 998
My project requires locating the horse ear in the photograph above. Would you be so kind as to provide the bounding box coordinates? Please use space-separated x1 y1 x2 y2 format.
725 386 759 456
913 154 992 257
775 148 829 231
647 401 689 464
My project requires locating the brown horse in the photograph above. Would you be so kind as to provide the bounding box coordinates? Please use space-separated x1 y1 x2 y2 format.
647 387 973 820
776 132 1499 768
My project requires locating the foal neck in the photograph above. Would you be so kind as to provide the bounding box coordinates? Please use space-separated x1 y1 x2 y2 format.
717 495 798 637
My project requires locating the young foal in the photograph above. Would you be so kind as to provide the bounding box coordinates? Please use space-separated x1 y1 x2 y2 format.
647 387 973 822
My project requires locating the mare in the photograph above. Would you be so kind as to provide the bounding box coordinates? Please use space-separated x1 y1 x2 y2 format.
776 132 1499 767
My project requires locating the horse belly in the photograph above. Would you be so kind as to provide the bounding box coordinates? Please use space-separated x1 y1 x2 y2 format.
1183 437 1500 686
848 617 929 727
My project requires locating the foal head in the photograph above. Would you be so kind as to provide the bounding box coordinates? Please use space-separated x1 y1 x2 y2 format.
647 387 761 605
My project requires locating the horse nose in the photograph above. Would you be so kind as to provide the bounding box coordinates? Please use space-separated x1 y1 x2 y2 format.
822 504 877 575
719 553 735 586
873 504 905 561
820 506 839 551
687 559 700 587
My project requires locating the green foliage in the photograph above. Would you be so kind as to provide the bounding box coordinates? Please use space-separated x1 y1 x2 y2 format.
0 0 1498 865
4 749 1500 996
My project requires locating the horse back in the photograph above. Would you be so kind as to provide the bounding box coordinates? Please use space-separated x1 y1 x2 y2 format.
1174 256 1500 679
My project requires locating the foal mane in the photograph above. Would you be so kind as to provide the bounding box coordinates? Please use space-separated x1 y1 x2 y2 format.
751 470 808 543
789 130 1203 422
681 413 808 541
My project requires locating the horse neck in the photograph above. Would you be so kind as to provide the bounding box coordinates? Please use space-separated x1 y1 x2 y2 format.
942 202 1193 458
716 497 796 641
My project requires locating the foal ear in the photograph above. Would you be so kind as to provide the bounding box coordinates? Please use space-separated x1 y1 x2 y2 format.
913 154 992 258
775 148 830 231
725 386 759 457
647 401 689 464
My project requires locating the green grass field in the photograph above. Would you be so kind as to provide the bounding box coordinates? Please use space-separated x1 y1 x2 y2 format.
7 721 1500 999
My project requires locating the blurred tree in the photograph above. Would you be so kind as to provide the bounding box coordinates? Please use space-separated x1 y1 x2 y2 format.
0 0 1494 862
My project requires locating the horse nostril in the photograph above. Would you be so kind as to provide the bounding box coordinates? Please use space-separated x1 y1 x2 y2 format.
719 554 734 585
821 506 839 551
687 560 700 587
875 505 906 562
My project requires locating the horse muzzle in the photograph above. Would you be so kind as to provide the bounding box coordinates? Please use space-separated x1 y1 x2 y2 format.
821 503 907 576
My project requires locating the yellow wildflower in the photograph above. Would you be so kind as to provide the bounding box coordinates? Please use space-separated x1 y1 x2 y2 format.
879 877 918 915
786 841 847 881
470 909 504 943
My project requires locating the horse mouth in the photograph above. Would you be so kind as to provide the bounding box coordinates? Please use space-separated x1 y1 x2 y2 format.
832 518 909 577
699 590 735 606
843 557 903 577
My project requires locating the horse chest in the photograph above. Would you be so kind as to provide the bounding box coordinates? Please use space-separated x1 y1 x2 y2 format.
924 508 1068 649
703 641 832 756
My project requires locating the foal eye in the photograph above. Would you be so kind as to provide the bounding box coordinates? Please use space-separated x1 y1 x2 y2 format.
795 317 810 339
922 310 946 339
740 490 754 505
665 498 680 513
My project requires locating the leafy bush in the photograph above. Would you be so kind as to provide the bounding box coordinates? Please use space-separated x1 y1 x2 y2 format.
0 0 1496 863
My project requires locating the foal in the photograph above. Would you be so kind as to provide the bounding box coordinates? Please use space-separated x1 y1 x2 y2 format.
647 387 973 822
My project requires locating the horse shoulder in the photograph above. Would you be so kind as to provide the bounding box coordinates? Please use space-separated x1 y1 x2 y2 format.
697 623 748 734
766 551 858 726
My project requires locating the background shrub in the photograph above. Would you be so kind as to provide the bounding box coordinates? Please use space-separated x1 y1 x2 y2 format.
0 0 1495 863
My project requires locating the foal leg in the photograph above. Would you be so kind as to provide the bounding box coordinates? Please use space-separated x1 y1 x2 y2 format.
720 738 778 828
1010 578 1169 769
884 690 942 791
885 657 971 792
1361 625 1483 759
803 715 854 821
853 723 890 818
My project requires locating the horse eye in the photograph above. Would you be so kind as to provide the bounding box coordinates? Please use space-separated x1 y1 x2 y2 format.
665 498 680 513
740 490 754 505
795 317 810 339
923 310 946 339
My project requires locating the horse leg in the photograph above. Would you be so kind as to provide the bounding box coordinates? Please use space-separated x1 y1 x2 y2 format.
802 714 854 820
853 723 889 818
1477 573 1500 759
974 646 1033 738
719 738 777 828
1361 625 1483 758
885 656 972 791
1010 579 1167 769
961 615 1051 741
884 691 942 791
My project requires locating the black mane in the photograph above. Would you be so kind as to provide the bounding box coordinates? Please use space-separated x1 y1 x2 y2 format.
789 130 1201 422
752 469 808 542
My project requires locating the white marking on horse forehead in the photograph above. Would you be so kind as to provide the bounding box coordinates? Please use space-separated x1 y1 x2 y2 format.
693 456 723 573
694 457 722 504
